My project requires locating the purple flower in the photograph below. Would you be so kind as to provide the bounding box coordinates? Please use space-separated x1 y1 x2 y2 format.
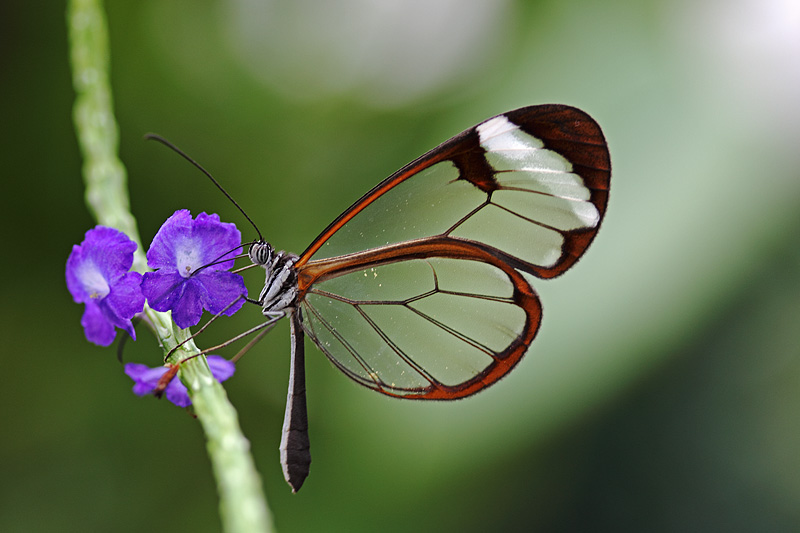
124 355 236 407
66 226 145 346
141 210 247 329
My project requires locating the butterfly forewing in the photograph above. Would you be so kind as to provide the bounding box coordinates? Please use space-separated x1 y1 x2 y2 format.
295 104 610 400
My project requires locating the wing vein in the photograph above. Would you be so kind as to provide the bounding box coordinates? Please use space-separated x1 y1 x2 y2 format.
354 305 440 387
404 302 498 359
301 298 385 388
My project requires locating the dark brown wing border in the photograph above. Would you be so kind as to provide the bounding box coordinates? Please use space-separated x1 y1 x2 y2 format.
297 237 542 400
296 104 610 280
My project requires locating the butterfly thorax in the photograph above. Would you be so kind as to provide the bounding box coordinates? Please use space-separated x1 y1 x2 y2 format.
248 241 299 316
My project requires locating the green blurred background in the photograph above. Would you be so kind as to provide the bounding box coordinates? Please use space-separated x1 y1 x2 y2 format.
2 0 800 531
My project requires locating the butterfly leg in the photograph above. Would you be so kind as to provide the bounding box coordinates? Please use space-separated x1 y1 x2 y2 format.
200 311 285 355
162 294 248 362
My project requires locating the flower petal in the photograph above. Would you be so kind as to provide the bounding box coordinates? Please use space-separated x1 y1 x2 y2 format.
81 301 117 346
192 212 242 270
146 210 242 273
169 278 206 329
66 226 138 303
82 226 137 282
98 299 138 342
164 379 192 408
207 355 236 382
125 356 235 407
197 271 247 316
146 210 193 270
67 226 143 346
124 363 168 396
106 271 145 319
141 270 186 312
142 211 247 328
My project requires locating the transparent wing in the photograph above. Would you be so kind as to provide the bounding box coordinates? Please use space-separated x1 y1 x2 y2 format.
297 105 611 279
295 105 610 399
298 242 541 399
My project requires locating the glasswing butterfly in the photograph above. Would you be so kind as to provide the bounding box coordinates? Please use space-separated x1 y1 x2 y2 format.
242 104 610 491
161 104 610 491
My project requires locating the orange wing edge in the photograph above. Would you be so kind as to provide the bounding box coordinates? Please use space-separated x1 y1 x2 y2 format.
297 237 542 400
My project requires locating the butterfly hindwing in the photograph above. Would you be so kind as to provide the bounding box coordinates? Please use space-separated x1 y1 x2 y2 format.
298 240 541 399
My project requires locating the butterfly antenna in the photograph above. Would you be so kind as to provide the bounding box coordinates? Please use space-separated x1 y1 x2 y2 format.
144 133 264 242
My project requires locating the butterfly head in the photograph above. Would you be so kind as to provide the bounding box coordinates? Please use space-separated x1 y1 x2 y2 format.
248 240 274 267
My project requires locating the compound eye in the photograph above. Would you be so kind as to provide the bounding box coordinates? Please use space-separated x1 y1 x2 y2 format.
249 242 273 266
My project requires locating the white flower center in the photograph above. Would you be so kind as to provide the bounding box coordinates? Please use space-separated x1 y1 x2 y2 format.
78 260 110 300
176 241 202 278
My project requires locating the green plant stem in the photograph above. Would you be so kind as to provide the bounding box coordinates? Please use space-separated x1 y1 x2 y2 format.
146 309 276 533
67 0 144 270
67 1 275 531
